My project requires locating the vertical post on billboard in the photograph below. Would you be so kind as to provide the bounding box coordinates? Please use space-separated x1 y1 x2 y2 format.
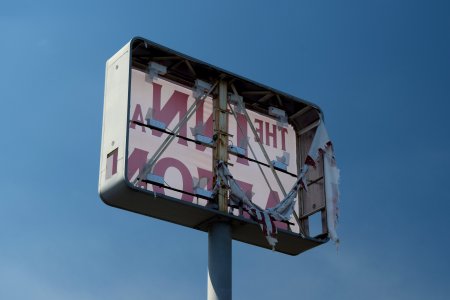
214 79 229 213
208 79 232 300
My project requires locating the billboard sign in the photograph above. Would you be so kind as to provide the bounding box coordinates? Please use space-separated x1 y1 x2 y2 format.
99 37 331 255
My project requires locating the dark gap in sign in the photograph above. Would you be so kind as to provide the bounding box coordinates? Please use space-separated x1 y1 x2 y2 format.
308 212 323 238
106 148 118 179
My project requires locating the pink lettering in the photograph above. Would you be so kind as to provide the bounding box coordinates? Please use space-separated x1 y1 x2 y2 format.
236 179 253 219
265 191 288 230
265 122 277 148
236 113 249 166
153 157 194 202
252 118 290 151
127 148 149 189
280 127 288 151
197 168 214 190
254 119 264 144
152 82 189 146
195 101 213 152
130 104 146 133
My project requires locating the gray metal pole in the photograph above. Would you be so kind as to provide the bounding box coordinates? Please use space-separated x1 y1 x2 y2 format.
208 222 232 300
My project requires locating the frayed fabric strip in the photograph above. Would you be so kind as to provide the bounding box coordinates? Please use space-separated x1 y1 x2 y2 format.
215 121 340 249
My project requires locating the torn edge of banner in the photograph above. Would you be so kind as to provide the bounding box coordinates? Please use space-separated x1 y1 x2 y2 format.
215 121 340 250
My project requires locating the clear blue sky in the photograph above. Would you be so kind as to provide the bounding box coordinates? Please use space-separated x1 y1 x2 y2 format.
1 1 449 299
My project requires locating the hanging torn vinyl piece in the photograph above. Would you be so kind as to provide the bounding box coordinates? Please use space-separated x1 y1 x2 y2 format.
216 161 279 249
304 122 340 244
216 120 340 249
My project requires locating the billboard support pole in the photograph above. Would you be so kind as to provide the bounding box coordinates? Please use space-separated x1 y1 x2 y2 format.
208 79 232 300
208 221 232 300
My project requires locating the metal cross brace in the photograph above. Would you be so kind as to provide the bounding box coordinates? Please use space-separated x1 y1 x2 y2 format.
230 83 306 236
